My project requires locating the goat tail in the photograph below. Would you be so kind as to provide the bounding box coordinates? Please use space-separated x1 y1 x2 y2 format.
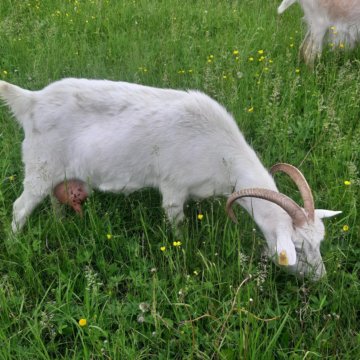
277 0 297 14
0 80 35 125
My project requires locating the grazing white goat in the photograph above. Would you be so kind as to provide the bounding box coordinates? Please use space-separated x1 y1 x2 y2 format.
0 78 340 279
278 0 360 65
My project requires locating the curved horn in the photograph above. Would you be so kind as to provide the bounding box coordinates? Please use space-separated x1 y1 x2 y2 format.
226 188 307 227
270 163 315 222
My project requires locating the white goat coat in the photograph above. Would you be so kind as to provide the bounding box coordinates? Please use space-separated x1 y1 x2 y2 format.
17 79 269 196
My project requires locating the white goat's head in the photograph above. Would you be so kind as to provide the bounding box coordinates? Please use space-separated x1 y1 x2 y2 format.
226 163 341 280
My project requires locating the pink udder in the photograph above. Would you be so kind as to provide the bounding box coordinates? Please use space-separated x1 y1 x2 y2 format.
53 180 88 215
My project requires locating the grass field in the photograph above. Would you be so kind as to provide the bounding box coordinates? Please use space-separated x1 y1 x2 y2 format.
0 0 359 358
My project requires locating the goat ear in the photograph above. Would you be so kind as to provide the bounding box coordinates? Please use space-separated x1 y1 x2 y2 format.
315 209 342 219
276 235 297 266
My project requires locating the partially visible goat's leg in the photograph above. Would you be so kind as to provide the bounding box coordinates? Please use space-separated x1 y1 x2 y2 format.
300 30 311 62
300 31 319 66
300 29 325 66
161 188 187 236
12 182 50 232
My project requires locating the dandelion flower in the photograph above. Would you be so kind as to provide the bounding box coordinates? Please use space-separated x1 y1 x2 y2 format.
106 233 112 240
342 225 349 232
344 180 351 186
197 213 204 220
173 241 182 247
258 49 264 55
233 50 239 55
79 318 87 327
248 57 254 62
139 302 150 313
295 68 300 74
160 246 166 252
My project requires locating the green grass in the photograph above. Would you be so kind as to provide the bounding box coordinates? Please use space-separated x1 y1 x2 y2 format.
0 0 359 358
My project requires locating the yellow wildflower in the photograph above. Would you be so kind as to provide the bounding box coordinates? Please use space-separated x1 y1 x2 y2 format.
173 241 182 247
2 70 8 75
258 49 264 55
248 57 254 62
197 214 204 220
344 180 351 186
233 50 239 55
247 107 254 113
8 175 15 181
342 225 349 232
295 68 300 74
79 318 87 327
106 233 112 240
160 246 166 252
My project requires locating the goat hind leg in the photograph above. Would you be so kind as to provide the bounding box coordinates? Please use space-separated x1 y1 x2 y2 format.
300 31 318 66
12 184 49 232
301 29 325 67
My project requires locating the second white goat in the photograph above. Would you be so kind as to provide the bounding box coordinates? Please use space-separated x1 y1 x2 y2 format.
0 78 340 279
278 0 360 65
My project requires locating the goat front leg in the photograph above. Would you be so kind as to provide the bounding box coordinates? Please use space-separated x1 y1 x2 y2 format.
161 189 187 237
12 182 49 232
